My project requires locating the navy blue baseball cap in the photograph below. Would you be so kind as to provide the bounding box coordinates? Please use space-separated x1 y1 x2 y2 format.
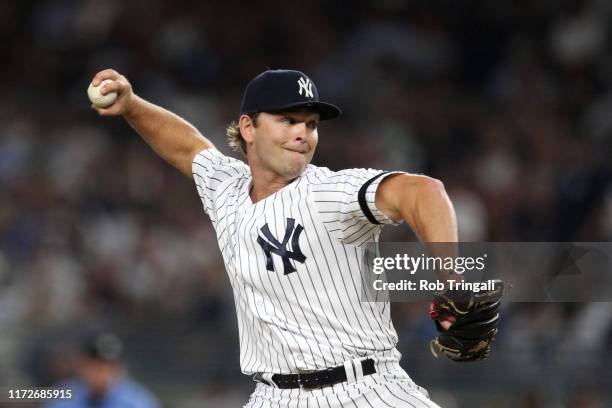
81 332 124 361
240 69 341 120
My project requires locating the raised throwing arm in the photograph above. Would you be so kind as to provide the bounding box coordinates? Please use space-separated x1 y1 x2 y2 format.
90 69 213 178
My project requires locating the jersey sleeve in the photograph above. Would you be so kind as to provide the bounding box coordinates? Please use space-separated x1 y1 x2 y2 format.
192 148 249 222
310 168 405 246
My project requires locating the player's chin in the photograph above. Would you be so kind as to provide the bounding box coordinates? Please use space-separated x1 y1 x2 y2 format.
282 158 308 179
284 151 310 171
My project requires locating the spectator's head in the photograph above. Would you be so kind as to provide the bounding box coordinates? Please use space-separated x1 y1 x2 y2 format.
77 332 125 395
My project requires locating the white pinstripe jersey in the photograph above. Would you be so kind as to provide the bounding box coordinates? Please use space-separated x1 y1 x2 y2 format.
192 148 403 375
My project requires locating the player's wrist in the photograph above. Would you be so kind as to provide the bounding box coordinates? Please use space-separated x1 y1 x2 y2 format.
121 93 143 119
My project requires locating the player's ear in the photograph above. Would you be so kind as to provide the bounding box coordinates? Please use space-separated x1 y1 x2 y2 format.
239 115 255 144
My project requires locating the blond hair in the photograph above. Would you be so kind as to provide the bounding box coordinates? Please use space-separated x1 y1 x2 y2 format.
226 113 259 157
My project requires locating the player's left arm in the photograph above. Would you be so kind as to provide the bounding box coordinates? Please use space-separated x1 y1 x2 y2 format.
377 174 504 348
376 173 459 330
375 174 457 243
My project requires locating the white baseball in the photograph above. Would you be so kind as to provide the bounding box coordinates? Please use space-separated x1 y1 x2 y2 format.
87 79 118 108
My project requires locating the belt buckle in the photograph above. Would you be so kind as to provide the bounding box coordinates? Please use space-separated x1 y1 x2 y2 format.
296 369 309 390
298 367 336 390
297 368 316 390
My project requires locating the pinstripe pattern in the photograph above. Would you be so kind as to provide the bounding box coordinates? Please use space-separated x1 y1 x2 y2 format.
192 148 439 407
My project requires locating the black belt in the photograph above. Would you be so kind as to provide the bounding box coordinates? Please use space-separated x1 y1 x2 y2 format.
254 358 376 389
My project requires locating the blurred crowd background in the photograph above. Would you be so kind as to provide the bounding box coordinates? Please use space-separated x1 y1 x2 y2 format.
1 0 611 407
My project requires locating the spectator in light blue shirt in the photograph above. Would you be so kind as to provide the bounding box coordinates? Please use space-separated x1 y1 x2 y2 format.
44 332 161 408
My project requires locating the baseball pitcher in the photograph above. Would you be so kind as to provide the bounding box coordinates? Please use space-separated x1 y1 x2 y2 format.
89 68 502 407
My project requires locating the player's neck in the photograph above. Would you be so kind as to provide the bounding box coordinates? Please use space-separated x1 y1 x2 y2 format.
248 164 300 203
249 176 292 203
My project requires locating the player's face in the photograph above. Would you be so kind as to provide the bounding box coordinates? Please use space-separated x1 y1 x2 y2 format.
250 109 319 180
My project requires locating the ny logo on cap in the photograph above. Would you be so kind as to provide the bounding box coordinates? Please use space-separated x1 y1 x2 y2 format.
297 77 314 98
257 218 306 275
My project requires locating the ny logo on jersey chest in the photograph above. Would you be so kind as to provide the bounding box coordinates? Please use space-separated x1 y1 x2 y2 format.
257 218 306 275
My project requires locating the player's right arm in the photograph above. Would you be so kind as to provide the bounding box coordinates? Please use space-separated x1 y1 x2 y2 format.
90 69 212 178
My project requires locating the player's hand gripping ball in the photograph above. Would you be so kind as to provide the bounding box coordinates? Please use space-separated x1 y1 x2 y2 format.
429 280 504 362
87 79 118 108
